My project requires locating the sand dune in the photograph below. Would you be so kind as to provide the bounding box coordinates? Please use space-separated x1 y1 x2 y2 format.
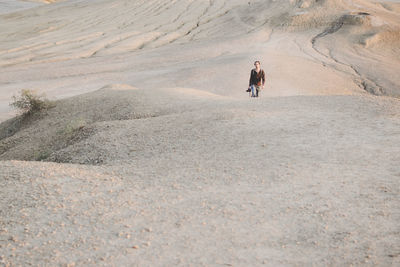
1 89 399 265
0 0 399 122
1 0 400 266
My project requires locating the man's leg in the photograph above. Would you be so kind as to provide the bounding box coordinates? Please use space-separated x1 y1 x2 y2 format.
251 85 256 97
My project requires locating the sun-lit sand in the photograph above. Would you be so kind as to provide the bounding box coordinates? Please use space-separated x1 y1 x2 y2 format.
0 0 399 265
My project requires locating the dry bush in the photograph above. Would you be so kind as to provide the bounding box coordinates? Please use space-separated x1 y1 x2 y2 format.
10 89 54 115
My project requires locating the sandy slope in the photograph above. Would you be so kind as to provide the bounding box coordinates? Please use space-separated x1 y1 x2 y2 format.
1 0 400 266
1 88 400 266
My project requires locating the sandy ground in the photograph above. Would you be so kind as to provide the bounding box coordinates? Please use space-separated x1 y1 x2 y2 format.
0 0 43 15
1 0 400 266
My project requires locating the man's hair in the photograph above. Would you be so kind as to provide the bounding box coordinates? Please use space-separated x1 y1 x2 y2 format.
254 61 260 65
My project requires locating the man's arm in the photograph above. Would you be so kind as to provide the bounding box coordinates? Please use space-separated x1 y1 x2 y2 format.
262 70 266 87
249 70 253 86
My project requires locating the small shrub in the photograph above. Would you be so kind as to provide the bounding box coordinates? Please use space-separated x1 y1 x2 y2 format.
34 149 51 161
58 118 87 137
10 89 54 115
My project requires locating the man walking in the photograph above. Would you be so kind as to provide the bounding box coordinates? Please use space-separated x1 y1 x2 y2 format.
248 61 265 97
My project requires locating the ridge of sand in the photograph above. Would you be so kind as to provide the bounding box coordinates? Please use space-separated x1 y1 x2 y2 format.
0 85 230 163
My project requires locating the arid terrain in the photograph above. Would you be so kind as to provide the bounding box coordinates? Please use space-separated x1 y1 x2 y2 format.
0 0 399 266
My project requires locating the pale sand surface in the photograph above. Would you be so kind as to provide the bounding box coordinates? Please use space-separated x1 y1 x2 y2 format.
1 0 400 266
0 0 44 15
